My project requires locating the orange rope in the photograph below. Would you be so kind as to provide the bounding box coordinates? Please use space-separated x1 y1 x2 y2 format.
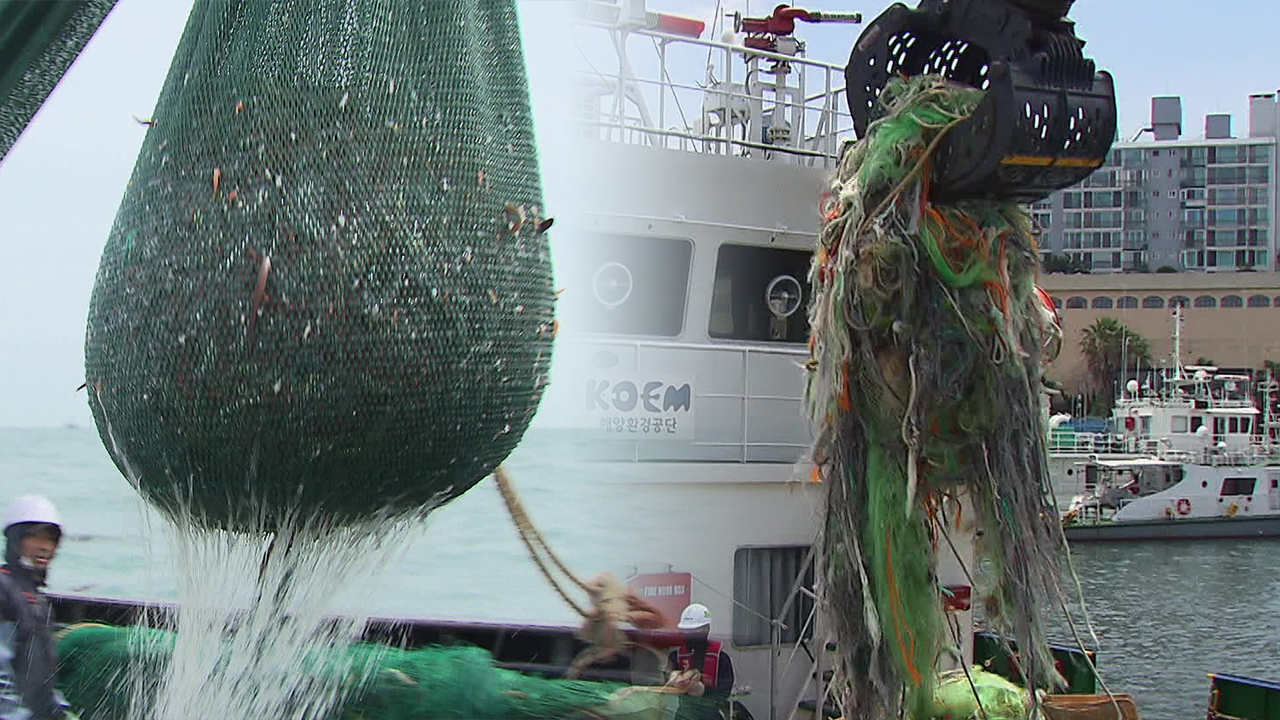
884 528 923 688
839 364 853 411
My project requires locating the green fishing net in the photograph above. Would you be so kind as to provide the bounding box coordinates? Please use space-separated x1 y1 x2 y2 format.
56 624 713 720
0 0 119 163
806 75 1067 720
83 0 556 532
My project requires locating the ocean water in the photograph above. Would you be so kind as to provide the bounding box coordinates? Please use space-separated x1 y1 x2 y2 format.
0 426 656 627
3 427 1278 719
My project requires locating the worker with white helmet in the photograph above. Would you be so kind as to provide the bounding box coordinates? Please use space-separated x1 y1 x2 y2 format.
0 495 72 719
667 603 736 719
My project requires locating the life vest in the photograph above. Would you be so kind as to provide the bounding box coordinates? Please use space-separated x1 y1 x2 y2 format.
675 640 722 689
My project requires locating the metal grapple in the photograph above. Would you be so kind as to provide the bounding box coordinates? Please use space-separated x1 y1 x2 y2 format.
846 0 1117 202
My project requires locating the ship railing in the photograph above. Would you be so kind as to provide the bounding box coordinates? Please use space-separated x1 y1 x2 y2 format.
571 16 855 170
1048 431 1134 454
566 337 812 464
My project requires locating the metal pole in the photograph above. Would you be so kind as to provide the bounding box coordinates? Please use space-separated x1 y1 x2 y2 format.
770 619 780 720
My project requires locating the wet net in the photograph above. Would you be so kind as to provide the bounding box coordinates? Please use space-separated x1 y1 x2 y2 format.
805 75 1069 719
83 0 556 532
0 0 119 163
56 624 715 720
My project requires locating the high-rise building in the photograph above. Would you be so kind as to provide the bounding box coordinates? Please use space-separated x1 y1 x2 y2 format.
1035 93 1280 273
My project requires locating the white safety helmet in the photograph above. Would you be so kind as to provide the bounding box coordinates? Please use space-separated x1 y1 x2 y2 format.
677 603 712 631
4 495 61 533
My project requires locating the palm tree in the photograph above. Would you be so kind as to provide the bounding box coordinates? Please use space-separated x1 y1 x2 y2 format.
1079 317 1152 415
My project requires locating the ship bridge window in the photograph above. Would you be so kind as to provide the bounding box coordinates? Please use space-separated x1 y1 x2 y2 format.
1221 477 1257 496
710 244 813 344
558 234 692 337
732 545 815 646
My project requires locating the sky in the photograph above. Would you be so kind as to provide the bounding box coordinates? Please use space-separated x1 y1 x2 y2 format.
2 0 1279 427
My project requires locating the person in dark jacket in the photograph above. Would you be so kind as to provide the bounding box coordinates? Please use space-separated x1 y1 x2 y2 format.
668 603 736 720
0 495 71 720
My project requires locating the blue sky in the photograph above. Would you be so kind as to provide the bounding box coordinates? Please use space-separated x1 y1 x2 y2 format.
1 0 1276 427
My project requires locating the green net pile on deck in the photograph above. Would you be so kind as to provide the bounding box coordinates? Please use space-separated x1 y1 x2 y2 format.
805 75 1069 720
57 624 719 720
84 0 556 533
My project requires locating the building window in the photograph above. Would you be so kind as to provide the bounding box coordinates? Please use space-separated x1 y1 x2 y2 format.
710 244 813 343
1066 296 1087 309
1051 296 1063 309
1194 295 1217 308
1117 296 1139 309
1221 295 1244 308
1169 296 1190 308
1249 295 1271 308
1142 296 1164 309
1091 297 1113 309
733 546 816 646
560 234 693 337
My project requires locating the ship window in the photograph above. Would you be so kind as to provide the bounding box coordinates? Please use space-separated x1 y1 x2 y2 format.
1229 417 1240 433
710 244 813 344
1221 477 1257 496
1190 416 1204 432
558 234 692 337
732 545 815 646
1171 416 1188 433
1243 418 1253 434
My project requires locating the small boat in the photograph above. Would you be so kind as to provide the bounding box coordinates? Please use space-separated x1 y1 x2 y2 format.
1062 458 1280 541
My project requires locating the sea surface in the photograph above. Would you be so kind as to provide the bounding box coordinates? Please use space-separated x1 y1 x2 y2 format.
2 427 1277 720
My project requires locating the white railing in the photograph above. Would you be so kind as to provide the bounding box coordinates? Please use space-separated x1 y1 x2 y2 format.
571 13 855 170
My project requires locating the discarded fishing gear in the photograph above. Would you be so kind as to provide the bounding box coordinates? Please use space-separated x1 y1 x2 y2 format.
806 74 1068 720
55 623 717 720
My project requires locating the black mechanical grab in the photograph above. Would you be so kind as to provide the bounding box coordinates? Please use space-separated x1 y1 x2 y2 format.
845 0 1117 203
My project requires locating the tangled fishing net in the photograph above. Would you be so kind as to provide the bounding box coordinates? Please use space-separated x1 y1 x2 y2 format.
83 0 555 533
806 75 1068 720
56 624 714 720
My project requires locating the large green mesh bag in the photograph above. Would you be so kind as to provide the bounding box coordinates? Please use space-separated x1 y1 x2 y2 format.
0 0 119 163
84 0 556 532
56 624 712 720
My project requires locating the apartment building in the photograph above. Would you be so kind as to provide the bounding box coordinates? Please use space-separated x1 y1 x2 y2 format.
1034 93 1280 273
